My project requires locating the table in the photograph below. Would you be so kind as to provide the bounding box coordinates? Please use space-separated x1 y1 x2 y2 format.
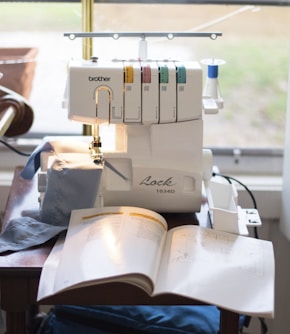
0 167 240 334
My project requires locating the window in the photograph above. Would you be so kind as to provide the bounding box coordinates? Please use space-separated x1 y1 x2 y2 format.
0 1 288 220
0 1 289 151
0 1 83 136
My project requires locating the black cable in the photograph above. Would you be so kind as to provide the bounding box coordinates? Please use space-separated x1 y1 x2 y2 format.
213 172 257 209
259 317 268 334
0 138 31 157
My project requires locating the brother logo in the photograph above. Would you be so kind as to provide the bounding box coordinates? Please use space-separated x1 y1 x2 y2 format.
88 76 111 82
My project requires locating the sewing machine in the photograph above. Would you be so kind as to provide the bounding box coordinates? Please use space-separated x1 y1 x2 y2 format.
59 58 218 213
37 57 217 213
35 32 262 234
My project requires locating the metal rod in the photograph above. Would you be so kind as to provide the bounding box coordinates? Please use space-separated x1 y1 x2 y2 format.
82 0 94 60
81 0 94 135
0 106 17 138
65 31 222 40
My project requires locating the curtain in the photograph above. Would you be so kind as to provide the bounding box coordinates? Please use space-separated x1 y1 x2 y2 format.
280 47 290 240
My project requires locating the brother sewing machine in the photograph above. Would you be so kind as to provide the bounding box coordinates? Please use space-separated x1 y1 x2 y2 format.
37 32 261 235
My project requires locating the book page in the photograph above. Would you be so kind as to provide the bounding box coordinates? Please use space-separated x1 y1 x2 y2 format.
43 206 167 299
154 225 274 318
37 234 65 301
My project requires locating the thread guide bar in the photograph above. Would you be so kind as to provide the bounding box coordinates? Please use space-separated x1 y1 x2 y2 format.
64 32 222 40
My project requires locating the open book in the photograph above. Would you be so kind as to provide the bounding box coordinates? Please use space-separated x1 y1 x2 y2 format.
38 206 275 318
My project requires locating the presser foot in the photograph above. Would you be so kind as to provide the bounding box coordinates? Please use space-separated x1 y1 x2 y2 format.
89 137 104 165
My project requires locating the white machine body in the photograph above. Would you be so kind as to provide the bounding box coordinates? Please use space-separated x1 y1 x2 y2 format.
39 58 220 213
65 58 210 212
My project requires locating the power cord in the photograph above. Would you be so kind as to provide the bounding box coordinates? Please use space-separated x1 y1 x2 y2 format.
0 138 31 157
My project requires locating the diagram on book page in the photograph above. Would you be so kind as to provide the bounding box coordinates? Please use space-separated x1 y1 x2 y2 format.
169 227 264 277
154 225 274 317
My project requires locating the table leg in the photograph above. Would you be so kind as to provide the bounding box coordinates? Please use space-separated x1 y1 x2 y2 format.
219 308 240 334
5 311 27 334
1 278 32 334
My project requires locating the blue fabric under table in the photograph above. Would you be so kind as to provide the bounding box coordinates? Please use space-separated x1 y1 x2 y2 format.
36 305 245 334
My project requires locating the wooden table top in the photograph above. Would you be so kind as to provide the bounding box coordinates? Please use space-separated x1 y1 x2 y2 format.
0 167 51 274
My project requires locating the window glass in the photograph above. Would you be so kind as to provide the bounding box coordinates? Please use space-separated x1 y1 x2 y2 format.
0 2 289 148
0 2 82 135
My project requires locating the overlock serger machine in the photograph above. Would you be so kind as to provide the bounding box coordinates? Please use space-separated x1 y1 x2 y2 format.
56 33 223 211
66 57 215 213
62 32 225 213
37 32 261 234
